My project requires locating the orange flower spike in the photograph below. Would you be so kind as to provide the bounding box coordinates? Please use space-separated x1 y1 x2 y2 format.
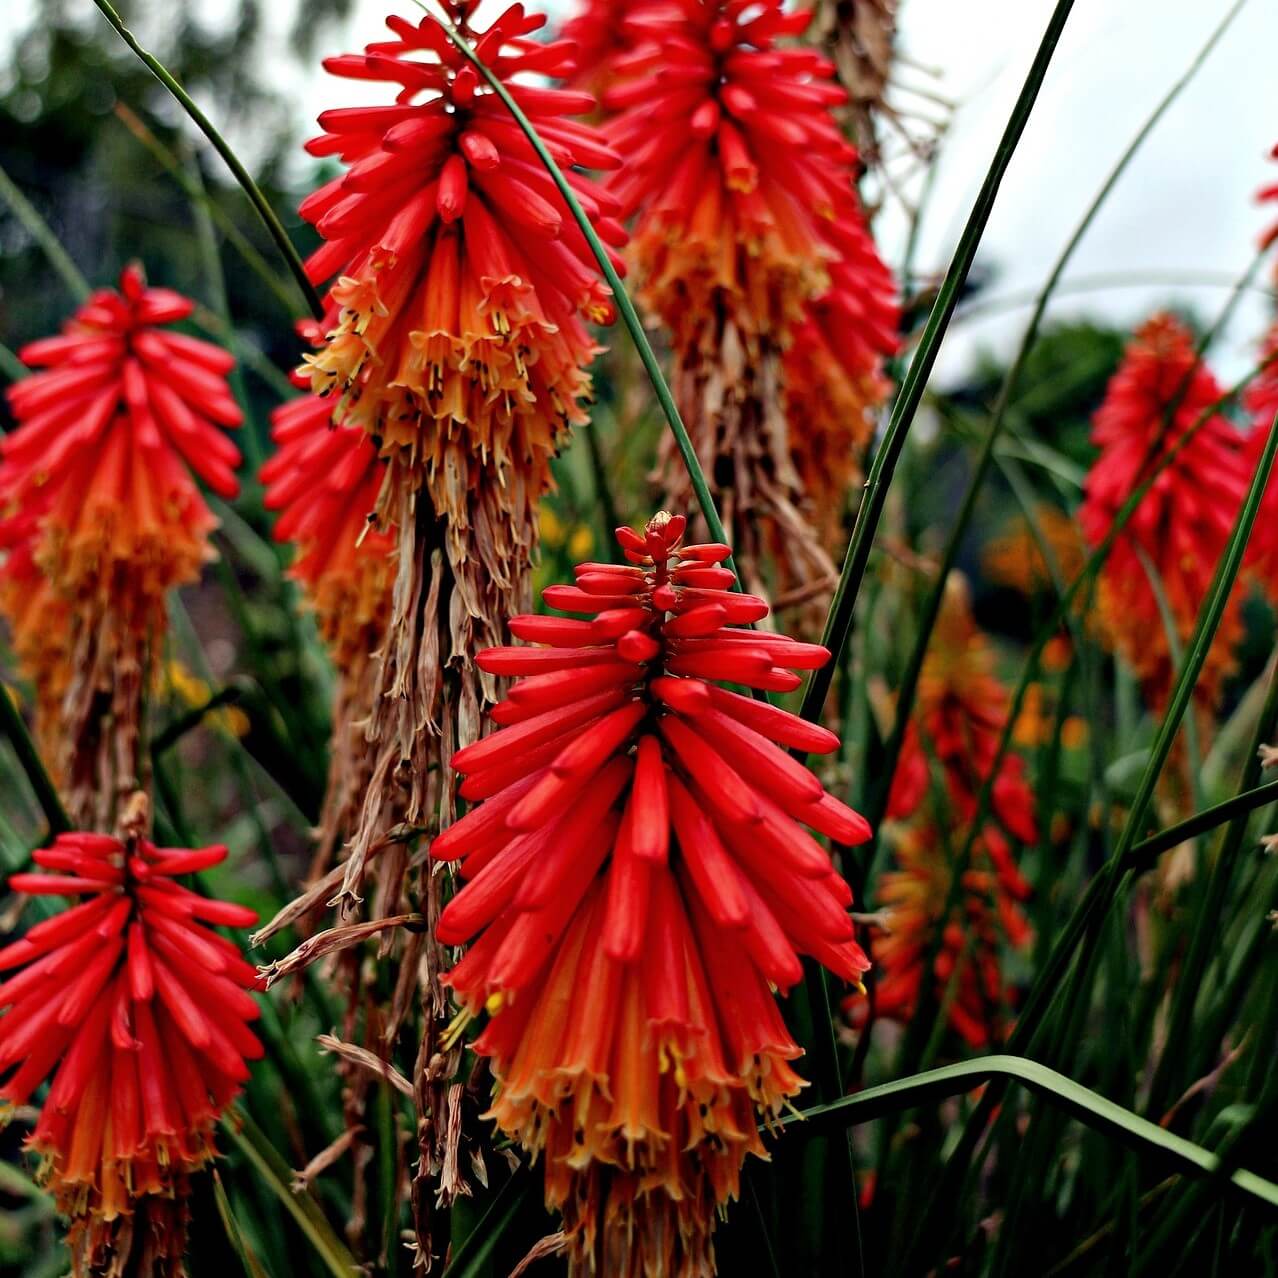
607 0 863 350
433 512 871 1276
0 264 240 825
1079 313 1250 709
300 1 625 491
0 832 260 1274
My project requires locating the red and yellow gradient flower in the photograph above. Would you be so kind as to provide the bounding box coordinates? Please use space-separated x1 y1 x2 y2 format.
0 263 240 826
1079 313 1250 710
867 823 1031 1050
0 826 260 1275
887 577 1038 853
300 1 623 520
433 513 870 1275
559 0 652 97
604 1 897 590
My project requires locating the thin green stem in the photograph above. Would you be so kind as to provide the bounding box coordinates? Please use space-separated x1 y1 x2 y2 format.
0 160 89 300
799 0 1076 728
866 0 1247 824
1129 778 1278 870
0 681 71 836
89 0 323 320
434 16 737 580
0 340 28 384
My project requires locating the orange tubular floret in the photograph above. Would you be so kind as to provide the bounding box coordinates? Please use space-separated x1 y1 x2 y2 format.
433 512 870 1277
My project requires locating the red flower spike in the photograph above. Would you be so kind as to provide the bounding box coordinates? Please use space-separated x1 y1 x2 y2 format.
0 832 260 1269
1079 313 1250 710
434 511 870 1278
300 2 624 506
0 264 241 828
855 824 1032 1051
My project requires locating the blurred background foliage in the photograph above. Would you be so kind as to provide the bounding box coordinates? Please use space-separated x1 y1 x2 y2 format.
1 3 1276 1276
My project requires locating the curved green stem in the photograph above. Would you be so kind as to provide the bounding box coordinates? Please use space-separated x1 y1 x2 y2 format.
789 1055 1278 1213
1130 778 1278 870
798 0 1077 728
866 0 1248 825
89 0 323 320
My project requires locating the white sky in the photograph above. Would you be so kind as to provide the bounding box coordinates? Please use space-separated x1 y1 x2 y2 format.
3 0 1275 382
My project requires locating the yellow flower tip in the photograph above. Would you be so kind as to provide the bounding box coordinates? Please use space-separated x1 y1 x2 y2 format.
485 991 506 1015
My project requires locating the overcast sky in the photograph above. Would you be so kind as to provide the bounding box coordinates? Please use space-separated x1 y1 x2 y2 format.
4 0 1275 382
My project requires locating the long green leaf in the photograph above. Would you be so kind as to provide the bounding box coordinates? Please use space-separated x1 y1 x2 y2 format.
0 681 71 836
222 1111 360 1278
89 0 322 320
798 0 1078 728
790 1055 1278 1213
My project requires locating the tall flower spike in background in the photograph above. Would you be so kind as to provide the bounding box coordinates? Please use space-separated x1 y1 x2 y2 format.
0 798 261 1278
299 0 626 892
864 822 1032 1050
0 263 241 830
1078 313 1250 715
887 575 1039 855
262 375 394 872
605 0 898 601
432 512 871 1277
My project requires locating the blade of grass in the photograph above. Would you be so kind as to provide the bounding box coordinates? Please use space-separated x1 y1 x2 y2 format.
89 0 323 320
438 1173 537 1278
0 681 71 835
0 160 90 300
223 1110 360 1278
0 339 29 384
212 1169 273 1278
1129 778 1278 869
789 1055 1278 1213
798 0 1078 728
864 0 1249 830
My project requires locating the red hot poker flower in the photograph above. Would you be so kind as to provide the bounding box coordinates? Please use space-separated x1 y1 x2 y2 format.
300 1 625 501
1078 313 1250 711
0 263 241 826
432 512 870 1277
0 829 260 1274
864 824 1032 1050
887 577 1038 858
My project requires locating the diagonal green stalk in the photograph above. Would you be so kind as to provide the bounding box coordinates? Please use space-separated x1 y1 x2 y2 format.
1129 778 1278 870
89 0 323 320
0 681 71 836
0 340 28 385
798 0 1077 727
0 160 90 301
863 0 1248 823
434 14 739 587
788 1055 1278 1212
